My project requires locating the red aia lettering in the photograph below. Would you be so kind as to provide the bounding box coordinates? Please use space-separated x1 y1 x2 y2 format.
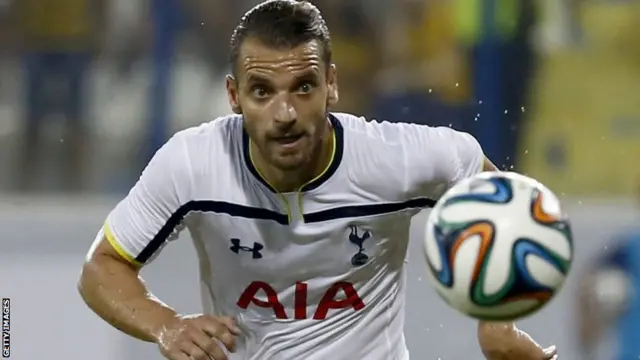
236 281 364 320
294 281 307 319
314 281 365 319
236 281 287 319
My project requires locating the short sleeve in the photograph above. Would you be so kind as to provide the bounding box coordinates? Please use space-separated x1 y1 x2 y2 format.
401 124 484 199
101 132 193 266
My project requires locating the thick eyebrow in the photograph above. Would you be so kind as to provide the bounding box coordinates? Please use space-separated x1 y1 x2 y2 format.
244 69 320 88
292 69 320 83
245 73 272 85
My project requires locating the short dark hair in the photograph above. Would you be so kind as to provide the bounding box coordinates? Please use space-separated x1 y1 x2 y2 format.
229 0 332 72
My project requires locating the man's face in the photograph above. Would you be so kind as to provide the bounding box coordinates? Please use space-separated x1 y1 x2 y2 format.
227 38 338 171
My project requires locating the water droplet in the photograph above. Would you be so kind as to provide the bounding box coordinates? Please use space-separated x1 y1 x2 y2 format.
418 277 422 281
448 123 453 128
428 89 433 93
201 22 204 25
521 106 526 112
478 100 483 104
476 113 481 117
504 110 509 114
578 201 583 205
474 117 478 122
455 83 459 87
524 149 528 154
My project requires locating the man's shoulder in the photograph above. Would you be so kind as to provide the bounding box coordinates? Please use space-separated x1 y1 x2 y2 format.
333 112 403 131
334 112 412 145
333 112 431 174
174 114 243 141
159 114 243 171
333 112 444 145
330 113 411 199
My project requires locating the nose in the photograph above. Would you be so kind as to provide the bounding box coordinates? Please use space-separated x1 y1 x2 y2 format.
272 95 297 126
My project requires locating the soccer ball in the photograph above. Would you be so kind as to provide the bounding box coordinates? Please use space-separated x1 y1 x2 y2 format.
422 171 573 321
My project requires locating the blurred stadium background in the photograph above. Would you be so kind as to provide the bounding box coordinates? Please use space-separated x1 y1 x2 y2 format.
0 0 639 359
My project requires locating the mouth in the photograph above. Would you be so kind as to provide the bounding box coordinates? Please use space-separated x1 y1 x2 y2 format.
273 133 304 148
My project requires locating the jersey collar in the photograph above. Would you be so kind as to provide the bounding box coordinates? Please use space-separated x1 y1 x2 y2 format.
242 113 344 194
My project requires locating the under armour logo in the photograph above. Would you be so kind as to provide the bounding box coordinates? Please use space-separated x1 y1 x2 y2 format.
348 226 371 266
230 238 263 259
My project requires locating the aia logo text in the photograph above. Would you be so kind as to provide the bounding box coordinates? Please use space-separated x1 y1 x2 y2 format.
237 281 364 320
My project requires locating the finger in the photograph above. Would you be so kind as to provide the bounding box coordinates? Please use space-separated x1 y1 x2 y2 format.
183 342 215 360
199 319 236 352
159 344 192 360
217 316 241 335
166 353 191 360
205 340 229 360
543 345 557 358
216 332 237 353
189 328 229 358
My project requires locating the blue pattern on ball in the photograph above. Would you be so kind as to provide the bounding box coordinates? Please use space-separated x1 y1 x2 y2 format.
428 224 455 287
444 176 513 206
511 239 559 293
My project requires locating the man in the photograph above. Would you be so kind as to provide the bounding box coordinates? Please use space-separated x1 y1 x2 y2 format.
576 186 640 360
78 1 558 359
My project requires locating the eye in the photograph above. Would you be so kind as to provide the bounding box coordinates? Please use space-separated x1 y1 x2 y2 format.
297 82 314 94
251 85 269 99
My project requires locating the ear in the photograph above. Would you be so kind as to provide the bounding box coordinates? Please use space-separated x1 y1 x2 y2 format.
226 75 242 114
326 64 339 106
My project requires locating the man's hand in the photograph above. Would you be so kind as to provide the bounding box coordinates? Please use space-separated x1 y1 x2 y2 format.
478 321 558 360
156 314 241 360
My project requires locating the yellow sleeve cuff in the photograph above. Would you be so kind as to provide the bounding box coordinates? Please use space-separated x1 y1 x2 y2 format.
103 221 143 267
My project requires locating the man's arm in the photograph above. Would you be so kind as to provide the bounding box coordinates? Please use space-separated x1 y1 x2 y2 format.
401 124 556 359
79 130 239 360
78 132 193 341
79 233 179 342
478 321 557 360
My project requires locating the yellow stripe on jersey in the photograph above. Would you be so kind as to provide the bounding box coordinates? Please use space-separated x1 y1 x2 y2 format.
296 130 337 219
103 222 143 267
248 127 337 223
248 145 294 223
478 154 487 173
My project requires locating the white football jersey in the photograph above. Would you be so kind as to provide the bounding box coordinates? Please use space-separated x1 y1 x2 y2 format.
101 113 483 360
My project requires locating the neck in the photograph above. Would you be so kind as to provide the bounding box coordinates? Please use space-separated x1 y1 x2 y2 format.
251 123 334 193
